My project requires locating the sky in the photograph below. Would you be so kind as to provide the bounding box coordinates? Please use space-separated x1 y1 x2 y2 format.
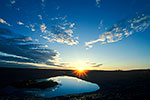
0 0 150 70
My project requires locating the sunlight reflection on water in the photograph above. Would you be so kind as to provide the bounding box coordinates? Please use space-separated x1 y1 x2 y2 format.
25 76 100 97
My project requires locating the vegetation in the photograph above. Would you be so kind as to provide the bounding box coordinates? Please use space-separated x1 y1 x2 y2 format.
11 79 58 89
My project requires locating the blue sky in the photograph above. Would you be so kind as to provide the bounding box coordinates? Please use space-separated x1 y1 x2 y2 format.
0 0 150 70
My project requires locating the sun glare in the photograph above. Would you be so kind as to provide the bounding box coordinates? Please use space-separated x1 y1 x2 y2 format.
73 67 88 77
78 67 83 72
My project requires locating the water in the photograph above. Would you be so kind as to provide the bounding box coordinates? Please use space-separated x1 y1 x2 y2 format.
25 76 100 97
3 76 100 98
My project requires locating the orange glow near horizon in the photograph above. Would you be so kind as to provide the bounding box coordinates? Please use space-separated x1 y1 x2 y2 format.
73 67 88 77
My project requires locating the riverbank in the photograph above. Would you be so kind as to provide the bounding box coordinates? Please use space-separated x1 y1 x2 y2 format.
0 67 150 100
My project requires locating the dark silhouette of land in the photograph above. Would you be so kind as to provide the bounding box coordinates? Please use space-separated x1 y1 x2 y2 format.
11 79 58 89
0 67 150 100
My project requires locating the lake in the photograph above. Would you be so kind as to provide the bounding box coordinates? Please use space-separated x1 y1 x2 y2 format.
2 76 100 98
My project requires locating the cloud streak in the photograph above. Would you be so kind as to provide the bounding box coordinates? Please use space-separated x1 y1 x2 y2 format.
0 18 11 26
0 28 61 68
85 14 150 49
86 62 103 67
58 61 103 70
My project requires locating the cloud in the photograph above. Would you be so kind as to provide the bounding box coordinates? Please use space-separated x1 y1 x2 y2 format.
70 23 75 28
0 18 11 26
41 0 46 8
65 29 73 37
29 24 36 31
40 23 47 33
86 62 103 67
58 61 103 70
17 21 24 25
38 14 43 20
85 14 150 49
25 24 36 31
0 56 33 63
0 60 38 68
10 0 16 5
96 0 101 8
34 39 39 42
98 20 108 31
41 0 45 3
17 21 36 32
0 28 13 36
15 15 78 46
0 28 61 68
40 16 79 45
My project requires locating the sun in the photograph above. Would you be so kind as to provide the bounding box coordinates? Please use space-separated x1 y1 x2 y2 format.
73 67 88 77
78 67 84 72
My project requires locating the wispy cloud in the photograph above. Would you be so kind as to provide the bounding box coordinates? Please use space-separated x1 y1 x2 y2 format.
58 61 103 70
1 1 78 46
40 16 79 45
85 14 150 49
17 21 36 31
96 0 101 8
0 28 61 68
86 62 103 67
41 0 46 8
38 14 43 20
0 18 11 26
10 0 16 5
25 24 36 31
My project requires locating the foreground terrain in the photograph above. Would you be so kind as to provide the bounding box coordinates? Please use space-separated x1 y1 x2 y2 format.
0 67 150 100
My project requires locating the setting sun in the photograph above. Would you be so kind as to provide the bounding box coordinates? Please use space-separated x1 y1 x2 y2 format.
78 67 84 72
73 67 88 77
